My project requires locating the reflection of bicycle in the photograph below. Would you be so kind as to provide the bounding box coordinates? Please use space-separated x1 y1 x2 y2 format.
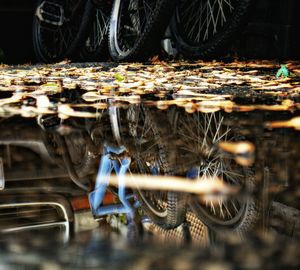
86 105 187 230
48 105 187 230
168 109 261 233
47 105 261 233
34 112 143 236
88 144 135 219
125 105 187 229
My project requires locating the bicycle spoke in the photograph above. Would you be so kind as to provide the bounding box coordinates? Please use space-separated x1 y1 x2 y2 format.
230 199 240 214
87 10 108 51
177 0 238 44
142 0 154 18
176 110 250 225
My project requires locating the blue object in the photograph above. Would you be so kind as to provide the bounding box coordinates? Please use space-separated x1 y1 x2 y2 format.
186 167 199 179
89 143 135 219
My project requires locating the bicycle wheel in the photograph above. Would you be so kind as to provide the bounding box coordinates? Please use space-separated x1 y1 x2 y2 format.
79 1 111 61
169 110 261 233
32 0 93 63
109 0 176 61
170 0 254 58
126 106 186 229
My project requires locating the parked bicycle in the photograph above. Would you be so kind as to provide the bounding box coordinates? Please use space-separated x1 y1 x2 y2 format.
96 0 254 60
32 0 254 62
39 105 187 230
169 0 254 58
108 0 176 61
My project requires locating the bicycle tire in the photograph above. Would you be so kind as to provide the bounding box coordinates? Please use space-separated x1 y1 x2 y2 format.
32 0 94 63
126 105 186 229
170 0 254 59
108 0 176 61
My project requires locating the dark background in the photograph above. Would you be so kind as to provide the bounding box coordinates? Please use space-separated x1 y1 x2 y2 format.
0 0 299 64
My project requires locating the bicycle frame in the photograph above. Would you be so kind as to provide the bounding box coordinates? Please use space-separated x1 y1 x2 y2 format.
89 106 137 220
89 143 136 219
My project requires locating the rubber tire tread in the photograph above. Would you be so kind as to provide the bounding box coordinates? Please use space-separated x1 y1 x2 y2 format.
167 108 262 234
109 0 177 62
128 106 187 229
189 171 262 234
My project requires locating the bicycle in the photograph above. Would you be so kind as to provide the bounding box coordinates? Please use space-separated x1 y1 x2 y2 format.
108 0 255 61
108 0 177 61
167 107 262 233
87 105 187 230
40 105 187 230
33 0 255 62
169 0 255 58
125 105 187 229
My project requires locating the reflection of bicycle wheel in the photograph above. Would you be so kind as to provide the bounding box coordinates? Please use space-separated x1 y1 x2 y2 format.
79 1 111 61
170 0 253 58
170 110 260 233
109 0 176 61
126 106 186 229
33 0 93 62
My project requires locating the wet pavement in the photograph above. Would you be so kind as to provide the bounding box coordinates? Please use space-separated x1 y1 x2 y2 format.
0 60 300 269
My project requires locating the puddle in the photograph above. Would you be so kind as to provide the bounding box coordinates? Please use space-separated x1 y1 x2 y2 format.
0 61 300 269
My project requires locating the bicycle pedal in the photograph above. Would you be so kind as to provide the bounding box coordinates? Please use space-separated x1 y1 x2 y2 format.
36 1 65 26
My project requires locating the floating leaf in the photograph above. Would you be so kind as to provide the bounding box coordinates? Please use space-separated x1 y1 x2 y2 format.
218 141 255 166
58 104 99 119
35 95 53 108
276 65 289 79
266 116 300 130
39 81 62 94
108 174 237 195
0 60 300 118
114 73 125 82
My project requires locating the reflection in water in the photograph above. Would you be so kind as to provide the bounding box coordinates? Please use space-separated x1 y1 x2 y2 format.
168 109 258 233
0 104 299 268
